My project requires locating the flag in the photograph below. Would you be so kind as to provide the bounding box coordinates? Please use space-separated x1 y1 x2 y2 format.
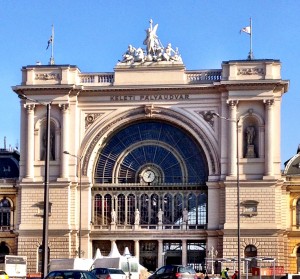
46 35 52 50
240 26 251 35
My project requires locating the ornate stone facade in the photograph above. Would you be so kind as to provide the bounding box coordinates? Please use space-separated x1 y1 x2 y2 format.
11 21 295 276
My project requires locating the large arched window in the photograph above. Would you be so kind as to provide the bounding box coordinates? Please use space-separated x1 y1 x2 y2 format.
94 121 208 184
0 198 11 228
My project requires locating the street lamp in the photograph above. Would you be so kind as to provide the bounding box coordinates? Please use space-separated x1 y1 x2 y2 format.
63 151 82 258
18 93 51 279
204 111 240 279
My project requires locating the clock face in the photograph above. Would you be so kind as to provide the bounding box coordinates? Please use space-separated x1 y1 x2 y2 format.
142 170 156 183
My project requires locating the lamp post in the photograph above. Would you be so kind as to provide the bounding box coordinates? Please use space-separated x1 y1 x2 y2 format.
63 151 82 258
204 111 240 279
18 93 50 279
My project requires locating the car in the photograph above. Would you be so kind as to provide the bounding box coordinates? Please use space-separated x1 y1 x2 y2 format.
90 268 126 279
148 265 197 279
44 270 98 279
0 270 8 279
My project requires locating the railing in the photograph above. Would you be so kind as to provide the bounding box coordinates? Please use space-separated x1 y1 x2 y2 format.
0 225 13 232
79 73 114 85
186 70 222 82
78 70 222 86
92 224 206 230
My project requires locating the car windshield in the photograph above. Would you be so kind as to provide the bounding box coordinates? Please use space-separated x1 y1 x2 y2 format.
178 267 196 274
107 269 125 275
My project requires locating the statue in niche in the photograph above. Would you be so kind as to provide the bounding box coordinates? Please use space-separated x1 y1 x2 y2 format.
41 128 55 160
246 126 255 145
245 125 256 158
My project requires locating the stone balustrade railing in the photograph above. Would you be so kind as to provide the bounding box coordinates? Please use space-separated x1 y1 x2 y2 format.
78 70 222 86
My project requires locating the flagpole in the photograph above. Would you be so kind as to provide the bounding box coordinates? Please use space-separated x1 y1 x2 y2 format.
50 25 55 65
248 18 253 60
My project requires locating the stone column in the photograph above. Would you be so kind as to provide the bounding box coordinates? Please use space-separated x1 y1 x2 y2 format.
182 239 187 266
227 100 238 176
25 104 35 179
158 240 163 266
134 240 140 261
59 104 69 179
264 99 274 176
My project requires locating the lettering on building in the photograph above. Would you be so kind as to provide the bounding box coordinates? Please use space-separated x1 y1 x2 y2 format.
110 94 190 102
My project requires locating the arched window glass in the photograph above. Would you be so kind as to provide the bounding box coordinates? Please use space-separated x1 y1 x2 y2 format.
94 194 102 225
297 199 300 227
140 194 149 224
0 198 11 227
174 194 183 224
117 194 125 224
150 194 159 224
244 245 257 272
104 194 112 225
127 194 135 225
95 121 208 184
197 193 207 225
163 194 172 224
188 193 196 225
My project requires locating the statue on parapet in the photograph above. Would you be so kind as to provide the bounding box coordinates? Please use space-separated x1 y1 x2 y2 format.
119 19 183 64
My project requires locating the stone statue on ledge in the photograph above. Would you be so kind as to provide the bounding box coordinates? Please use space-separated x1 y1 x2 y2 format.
118 19 182 64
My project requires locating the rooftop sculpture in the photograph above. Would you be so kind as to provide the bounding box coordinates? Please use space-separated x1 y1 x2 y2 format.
119 19 182 64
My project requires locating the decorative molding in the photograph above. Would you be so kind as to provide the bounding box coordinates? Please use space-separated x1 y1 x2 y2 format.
144 104 160 117
35 73 60 80
198 111 215 127
237 67 264 76
85 113 103 129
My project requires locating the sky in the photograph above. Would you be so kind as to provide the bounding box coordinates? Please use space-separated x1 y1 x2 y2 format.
0 0 299 169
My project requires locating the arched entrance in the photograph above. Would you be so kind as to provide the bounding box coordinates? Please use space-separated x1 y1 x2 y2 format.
91 119 210 270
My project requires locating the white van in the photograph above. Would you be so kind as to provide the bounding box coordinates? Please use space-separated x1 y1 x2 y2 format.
92 257 140 279
49 258 94 272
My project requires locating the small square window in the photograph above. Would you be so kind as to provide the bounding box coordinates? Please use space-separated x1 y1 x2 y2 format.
242 200 258 217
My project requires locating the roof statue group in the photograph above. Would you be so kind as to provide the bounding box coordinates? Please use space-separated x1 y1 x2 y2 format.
119 19 182 64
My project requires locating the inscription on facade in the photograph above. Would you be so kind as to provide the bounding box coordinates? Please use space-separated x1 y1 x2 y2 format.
110 94 189 102
237 67 264 75
35 73 60 80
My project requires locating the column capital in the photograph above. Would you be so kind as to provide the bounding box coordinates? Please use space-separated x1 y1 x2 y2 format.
24 104 35 111
263 99 274 107
59 103 69 111
227 100 238 108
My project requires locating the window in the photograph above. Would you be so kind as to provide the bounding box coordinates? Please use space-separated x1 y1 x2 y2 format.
297 199 300 227
244 245 257 272
0 198 11 228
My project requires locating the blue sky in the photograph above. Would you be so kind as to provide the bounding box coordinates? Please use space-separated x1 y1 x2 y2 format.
0 0 299 168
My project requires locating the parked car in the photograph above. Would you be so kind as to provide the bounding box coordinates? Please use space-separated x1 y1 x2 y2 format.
90 268 126 279
148 265 197 279
0 271 8 279
44 270 98 279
